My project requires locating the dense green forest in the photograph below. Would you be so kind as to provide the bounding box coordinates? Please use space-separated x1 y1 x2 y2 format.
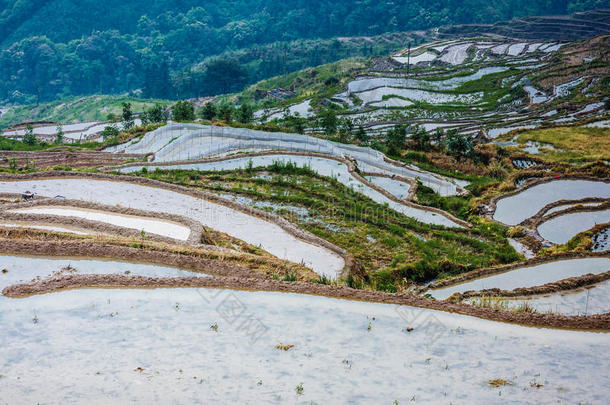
0 0 605 104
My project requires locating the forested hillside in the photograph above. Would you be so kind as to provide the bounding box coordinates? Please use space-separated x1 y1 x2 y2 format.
0 0 605 104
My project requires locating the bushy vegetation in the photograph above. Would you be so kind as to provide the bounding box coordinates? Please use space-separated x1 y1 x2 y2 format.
0 0 600 104
0 95 170 128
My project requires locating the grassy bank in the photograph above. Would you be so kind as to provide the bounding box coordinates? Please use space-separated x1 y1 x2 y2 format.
513 125 610 163
133 162 520 291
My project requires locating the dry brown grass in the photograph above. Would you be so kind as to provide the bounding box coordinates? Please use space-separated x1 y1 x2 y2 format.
0 227 316 280
489 379 512 387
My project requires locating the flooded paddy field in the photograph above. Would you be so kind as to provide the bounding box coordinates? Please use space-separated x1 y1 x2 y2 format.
11 206 192 241
1 31 609 404
498 279 610 316
0 177 344 278
493 180 610 225
119 154 461 227
1 286 608 403
538 209 610 245
428 257 610 300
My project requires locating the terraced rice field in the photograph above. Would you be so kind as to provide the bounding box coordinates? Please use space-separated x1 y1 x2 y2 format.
1 33 609 403
538 209 610 244
1 280 608 403
0 178 345 277
500 280 610 316
119 154 461 227
493 180 610 225
11 206 192 241
429 258 610 300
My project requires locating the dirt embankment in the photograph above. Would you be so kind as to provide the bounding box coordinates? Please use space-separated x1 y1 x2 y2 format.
0 150 145 169
0 227 318 279
532 200 610 230
521 197 610 229
3 273 609 331
0 239 264 279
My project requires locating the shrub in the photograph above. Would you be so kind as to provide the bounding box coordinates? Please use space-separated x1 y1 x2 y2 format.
172 100 195 122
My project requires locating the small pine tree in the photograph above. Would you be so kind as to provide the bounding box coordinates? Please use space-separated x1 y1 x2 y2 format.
142 104 168 124
411 126 430 151
100 125 120 141
122 102 135 130
171 101 195 122
201 102 216 120
54 124 64 145
238 103 253 123
338 117 354 142
23 124 37 145
218 104 233 122
320 109 338 135
432 128 444 148
446 130 474 160
385 124 406 156
355 125 368 144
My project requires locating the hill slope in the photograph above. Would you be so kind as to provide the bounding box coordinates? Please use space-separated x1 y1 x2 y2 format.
0 2 607 105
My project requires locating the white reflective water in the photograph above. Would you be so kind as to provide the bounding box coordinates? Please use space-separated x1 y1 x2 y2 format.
538 209 610 244
365 175 412 200
0 254 210 288
500 279 610 316
106 124 466 197
429 258 610 300
0 178 344 277
0 286 607 403
121 155 461 227
494 180 610 225
12 206 191 241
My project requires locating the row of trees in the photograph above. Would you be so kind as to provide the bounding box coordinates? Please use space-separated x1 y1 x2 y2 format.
14 98 474 164
384 124 474 159
305 108 474 158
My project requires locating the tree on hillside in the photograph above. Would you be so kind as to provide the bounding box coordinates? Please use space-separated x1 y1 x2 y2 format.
122 102 135 130
355 125 368 144
218 104 233 122
143 62 172 99
432 128 445 148
338 117 354 142
238 104 253 123
410 125 430 151
284 113 305 134
142 104 168 124
23 124 37 145
320 109 338 135
446 130 474 160
54 124 63 144
100 125 119 141
171 100 195 122
385 124 406 156
204 59 248 95
201 103 217 120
